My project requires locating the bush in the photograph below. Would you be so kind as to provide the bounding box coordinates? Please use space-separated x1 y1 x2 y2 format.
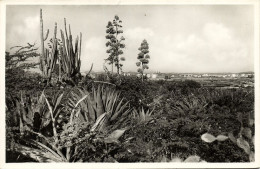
6 68 45 96
5 69 254 162
115 75 159 109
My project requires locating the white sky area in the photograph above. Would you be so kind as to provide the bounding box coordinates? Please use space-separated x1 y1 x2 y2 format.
6 5 254 73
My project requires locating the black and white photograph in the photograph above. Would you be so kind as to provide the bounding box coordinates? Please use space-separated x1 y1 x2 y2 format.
0 0 259 168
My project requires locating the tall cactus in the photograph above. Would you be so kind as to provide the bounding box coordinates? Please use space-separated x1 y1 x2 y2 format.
39 9 89 86
39 9 58 85
59 18 82 85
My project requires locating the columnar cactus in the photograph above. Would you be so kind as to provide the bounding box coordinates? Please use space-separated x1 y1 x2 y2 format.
39 9 86 86
59 18 82 85
136 39 150 81
39 9 58 85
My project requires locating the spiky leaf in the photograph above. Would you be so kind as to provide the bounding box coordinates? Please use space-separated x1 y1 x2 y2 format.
104 129 126 143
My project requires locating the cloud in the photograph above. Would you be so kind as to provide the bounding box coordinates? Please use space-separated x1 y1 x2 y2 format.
203 23 232 44
6 5 253 73
81 27 156 73
124 27 154 41
9 16 40 48
82 27 156 73
82 36 107 72
148 22 251 73
25 16 40 30
39 23 252 73
81 24 252 73
122 27 155 71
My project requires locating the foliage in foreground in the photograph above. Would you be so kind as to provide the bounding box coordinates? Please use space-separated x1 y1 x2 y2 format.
6 72 254 162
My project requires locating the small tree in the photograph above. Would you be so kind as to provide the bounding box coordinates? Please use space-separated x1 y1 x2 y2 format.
105 15 125 74
6 43 40 70
5 43 42 95
136 39 150 81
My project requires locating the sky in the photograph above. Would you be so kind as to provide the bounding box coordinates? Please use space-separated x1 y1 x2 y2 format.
6 5 254 73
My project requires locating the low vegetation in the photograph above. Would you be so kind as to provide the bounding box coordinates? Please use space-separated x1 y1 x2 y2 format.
5 9 255 163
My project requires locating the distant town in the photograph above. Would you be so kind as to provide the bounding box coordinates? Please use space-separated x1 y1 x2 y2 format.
83 71 254 80
80 71 254 89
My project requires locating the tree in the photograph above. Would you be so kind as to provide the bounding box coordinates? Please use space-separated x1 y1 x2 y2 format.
136 39 150 81
6 43 40 70
105 15 125 74
5 43 43 95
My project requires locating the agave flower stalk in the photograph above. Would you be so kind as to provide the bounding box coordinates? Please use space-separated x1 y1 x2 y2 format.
105 15 125 74
136 39 150 81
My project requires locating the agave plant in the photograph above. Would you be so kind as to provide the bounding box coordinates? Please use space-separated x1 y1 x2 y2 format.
43 85 132 161
9 91 73 162
9 85 131 162
132 107 154 123
14 91 49 135
11 92 93 162
68 85 132 131
172 95 207 116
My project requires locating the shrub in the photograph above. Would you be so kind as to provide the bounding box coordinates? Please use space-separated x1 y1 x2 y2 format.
115 75 160 109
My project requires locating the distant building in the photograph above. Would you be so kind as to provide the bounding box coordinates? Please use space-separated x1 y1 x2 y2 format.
212 74 225 78
156 74 165 79
231 74 238 78
123 73 131 76
248 74 254 78
151 74 157 79
89 73 96 79
183 74 192 78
